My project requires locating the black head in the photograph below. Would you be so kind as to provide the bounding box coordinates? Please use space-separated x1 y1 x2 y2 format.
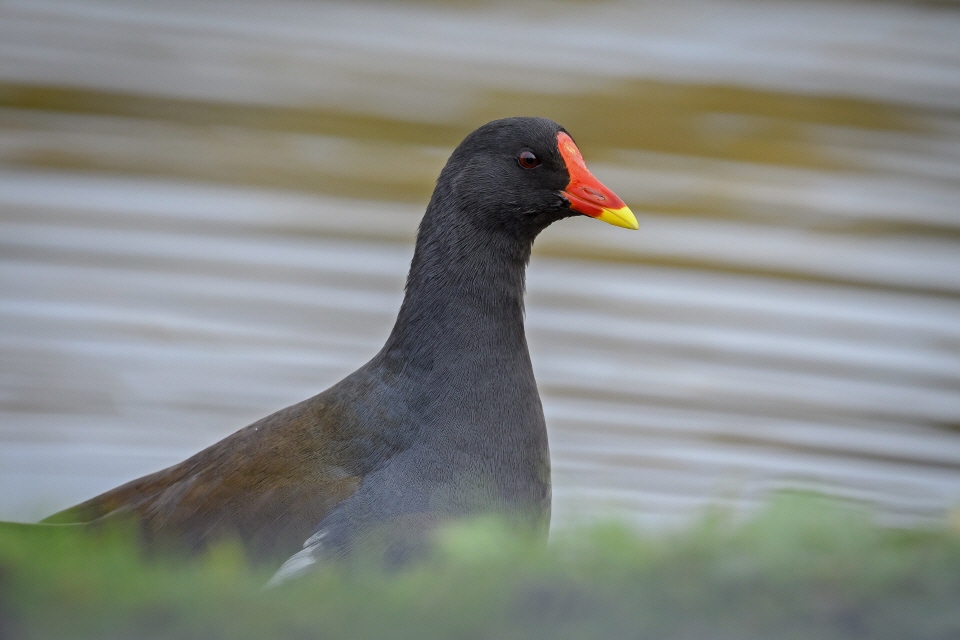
431 117 636 241
391 117 636 363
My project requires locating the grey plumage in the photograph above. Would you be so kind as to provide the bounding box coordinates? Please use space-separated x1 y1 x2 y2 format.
37 117 636 584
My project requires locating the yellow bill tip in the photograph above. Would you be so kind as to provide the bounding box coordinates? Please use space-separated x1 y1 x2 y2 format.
595 206 639 230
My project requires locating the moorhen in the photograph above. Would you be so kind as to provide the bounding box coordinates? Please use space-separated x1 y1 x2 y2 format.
40 117 638 582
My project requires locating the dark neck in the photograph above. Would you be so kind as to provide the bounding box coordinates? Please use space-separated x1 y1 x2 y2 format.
365 188 550 513
379 193 534 376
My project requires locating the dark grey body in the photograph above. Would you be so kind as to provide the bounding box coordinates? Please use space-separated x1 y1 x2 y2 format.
313 212 551 558
42 117 580 582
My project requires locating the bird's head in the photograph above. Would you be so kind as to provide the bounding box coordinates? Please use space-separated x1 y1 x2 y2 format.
437 116 637 237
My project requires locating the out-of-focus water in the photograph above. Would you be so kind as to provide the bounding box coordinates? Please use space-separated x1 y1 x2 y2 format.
1 0 959 529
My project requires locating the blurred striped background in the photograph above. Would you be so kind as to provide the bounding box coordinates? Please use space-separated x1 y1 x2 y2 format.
1 0 959 529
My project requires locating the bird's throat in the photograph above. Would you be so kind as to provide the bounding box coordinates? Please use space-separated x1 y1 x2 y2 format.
381 200 534 379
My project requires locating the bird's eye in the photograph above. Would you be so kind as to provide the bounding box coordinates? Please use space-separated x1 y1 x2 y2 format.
518 150 540 169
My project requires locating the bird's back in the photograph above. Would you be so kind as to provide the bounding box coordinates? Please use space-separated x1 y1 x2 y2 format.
43 387 371 561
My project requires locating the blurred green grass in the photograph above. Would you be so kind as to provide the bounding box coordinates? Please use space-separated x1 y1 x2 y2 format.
2 494 959 640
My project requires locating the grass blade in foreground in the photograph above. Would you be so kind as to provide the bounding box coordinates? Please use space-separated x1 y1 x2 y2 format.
1 494 958 640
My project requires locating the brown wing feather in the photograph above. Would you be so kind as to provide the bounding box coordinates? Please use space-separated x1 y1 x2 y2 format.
43 392 364 561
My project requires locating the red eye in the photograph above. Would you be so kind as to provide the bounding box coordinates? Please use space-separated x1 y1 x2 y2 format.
518 150 540 169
